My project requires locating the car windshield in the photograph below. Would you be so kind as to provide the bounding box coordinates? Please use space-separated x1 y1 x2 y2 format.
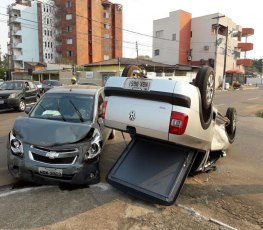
0 81 23 90
43 80 62 86
30 93 94 123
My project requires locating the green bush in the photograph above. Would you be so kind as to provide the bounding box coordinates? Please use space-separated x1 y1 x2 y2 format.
256 110 263 118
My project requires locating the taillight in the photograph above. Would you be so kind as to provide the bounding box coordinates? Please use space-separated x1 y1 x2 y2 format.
102 101 107 119
169 111 188 135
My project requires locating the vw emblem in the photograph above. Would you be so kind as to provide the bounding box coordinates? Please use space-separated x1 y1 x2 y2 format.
129 110 136 121
46 151 59 159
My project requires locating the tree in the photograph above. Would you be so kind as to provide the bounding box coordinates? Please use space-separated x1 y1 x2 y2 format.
245 59 263 75
138 55 152 61
0 54 8 80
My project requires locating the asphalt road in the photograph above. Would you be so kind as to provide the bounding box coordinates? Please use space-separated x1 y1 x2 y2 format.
0 88 263 229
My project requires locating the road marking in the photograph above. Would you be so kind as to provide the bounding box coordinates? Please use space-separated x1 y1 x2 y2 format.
0 186 53 198
247 97 259 101
91 182 111 191
177 204 238 230
215 104 225 107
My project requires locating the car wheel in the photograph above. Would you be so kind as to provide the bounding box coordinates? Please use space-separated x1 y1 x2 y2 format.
225 107 237 143
16 99 26 112
121 65 141 77
108 130 115 140
195 66 215 110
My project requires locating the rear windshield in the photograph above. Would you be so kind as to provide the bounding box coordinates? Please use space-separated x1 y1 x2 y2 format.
30 93 94 123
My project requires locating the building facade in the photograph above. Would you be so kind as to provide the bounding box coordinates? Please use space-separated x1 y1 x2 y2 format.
152 10 254 87
7 0 122 73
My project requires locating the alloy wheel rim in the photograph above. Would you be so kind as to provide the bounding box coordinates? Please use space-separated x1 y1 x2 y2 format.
20 101 25 111
206 74 214 104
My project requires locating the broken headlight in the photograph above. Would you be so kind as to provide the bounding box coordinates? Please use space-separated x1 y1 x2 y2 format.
84 129 102 160
9 130 24 157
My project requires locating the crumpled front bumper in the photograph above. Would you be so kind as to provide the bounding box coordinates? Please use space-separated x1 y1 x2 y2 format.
7 142 100 185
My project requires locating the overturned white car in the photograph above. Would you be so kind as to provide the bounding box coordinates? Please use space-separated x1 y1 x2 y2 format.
103 65 236 205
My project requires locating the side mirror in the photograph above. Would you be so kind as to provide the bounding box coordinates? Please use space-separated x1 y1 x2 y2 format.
25 107 32 114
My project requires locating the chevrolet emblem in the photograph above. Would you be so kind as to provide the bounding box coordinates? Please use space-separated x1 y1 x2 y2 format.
46 151 59 159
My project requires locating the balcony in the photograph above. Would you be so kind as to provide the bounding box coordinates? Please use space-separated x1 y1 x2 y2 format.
237 43 253 52
56 45 62 53
13 54 22 61
56 35 62 42
236 59 253 67
242 28 254 37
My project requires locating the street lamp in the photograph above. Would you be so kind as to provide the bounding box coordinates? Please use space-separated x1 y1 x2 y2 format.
222 26 229 91
211 15 225 81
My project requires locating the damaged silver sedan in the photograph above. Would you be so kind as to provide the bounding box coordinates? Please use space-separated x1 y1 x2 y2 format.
7 85 114 185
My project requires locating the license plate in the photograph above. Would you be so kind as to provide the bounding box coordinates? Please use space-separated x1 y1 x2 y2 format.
125 79 151 91
0 100 4 104
38 167 63 177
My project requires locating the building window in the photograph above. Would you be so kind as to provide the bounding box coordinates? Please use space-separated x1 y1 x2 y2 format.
48 53 50 59
66 38 73 44
45 42 47 47
47 18 49 24
104 34 110 39
50 19 52 24
155 30 163 38
66 26 72 32
47 30 49 36
104 55 110 60
48 42 50 48
51 53 53 59
104 12 110 18
66 14 72 20
66 1 72 7
67 50 73 57
191 31 192 37
154 49 160 56
104 45 110 51
51 42 53 48
44 30 46 35
47 6 48 12
104 23 110 29
172 34 176 41
45 53 47 58
50 30 52 37
43 6 45 12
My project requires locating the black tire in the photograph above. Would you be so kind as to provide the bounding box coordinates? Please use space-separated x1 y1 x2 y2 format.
195 66 215 110
108 130 115 140
225 107 237 143
121 65 141 77
16 99 26 112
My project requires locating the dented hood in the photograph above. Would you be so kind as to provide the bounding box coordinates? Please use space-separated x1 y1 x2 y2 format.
12 116 93 147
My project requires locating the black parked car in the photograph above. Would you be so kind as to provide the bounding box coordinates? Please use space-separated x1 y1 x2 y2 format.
42 80 63 93
0 80 40 112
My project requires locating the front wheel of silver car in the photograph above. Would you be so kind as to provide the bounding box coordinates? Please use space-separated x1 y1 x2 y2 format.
16 99 26 112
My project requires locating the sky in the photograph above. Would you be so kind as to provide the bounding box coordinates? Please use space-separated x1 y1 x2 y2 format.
0 0 262 60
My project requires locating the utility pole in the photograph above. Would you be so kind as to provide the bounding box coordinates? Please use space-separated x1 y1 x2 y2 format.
136 41 139 64
222 26 229 91
211 15 225 80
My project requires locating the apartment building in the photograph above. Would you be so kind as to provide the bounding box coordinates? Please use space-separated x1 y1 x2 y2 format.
7 0 122 72
152 10 254 87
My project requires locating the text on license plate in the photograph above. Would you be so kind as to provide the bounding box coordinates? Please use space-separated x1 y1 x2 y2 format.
125 79 151 91
38 167 63 177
